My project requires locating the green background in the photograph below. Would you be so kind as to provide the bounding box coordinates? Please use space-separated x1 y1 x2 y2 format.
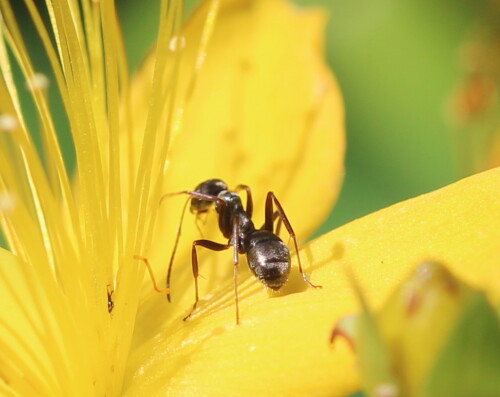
117 0 480 235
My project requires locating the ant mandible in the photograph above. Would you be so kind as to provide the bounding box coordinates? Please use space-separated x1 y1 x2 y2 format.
135 179 321 324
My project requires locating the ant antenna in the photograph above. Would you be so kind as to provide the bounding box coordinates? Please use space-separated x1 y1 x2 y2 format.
159 190 190 207
134 255 170 294
166 197 190 302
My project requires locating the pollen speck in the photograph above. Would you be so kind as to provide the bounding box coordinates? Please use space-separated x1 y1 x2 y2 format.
373 383 399 397
0 114 18 131
26 72 50 91
162 159 171 175
169 35 186 52
0 191 16 214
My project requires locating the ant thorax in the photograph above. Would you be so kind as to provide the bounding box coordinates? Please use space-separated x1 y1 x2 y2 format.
215 190 255 248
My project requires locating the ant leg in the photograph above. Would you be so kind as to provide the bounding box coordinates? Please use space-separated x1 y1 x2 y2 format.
194 211 207 237
230 218 241 324
235 184 253 218
159 191 226 302
275 216 283 237
165 197 190 302
265 192 322 289
184 240 231 321
134 255 171 294
261 210 282 236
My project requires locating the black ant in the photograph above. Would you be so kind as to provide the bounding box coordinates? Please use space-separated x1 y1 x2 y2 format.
107 285 114 313
135 179 321 324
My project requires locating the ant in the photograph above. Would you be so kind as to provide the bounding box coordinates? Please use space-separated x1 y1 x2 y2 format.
135 179 321 324
107 285 114 313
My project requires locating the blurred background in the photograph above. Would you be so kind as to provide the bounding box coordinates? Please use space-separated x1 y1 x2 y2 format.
119 0 499 236
9 0 499 238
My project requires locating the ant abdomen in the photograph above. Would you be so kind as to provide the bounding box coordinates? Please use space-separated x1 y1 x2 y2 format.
246 230 291 290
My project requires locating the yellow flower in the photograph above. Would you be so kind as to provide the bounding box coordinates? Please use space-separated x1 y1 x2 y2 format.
1 1 498 397
0 0 343 396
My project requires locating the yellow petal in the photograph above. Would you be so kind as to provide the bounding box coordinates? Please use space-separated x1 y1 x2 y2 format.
128 0 344 245
168 0 344 234
131 0 344 342
124 169 500 395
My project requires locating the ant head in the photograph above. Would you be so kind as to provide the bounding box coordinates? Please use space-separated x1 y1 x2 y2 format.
190 179 228 213
246 230 291 290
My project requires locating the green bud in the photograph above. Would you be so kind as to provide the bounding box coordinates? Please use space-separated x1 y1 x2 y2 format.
332 261 500 397
418 290 500 397
376 261 471 394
